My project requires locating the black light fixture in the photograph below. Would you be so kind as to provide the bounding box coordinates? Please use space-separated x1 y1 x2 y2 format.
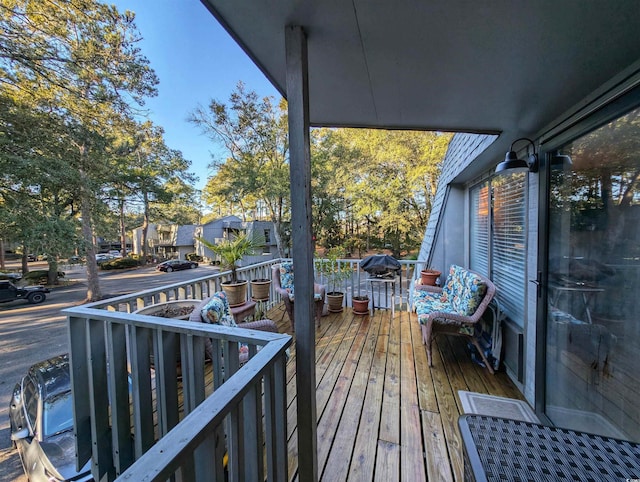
495 137 538 174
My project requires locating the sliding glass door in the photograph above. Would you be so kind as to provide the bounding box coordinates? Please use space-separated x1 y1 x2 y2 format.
544 105 640 441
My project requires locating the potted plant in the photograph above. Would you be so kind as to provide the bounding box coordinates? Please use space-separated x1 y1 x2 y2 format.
420 267 441 286
198 233 263 307
250 277 271 301
352 295 370 315
317 247 352 313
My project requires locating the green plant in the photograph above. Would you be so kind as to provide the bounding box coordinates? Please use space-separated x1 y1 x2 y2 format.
317 247 352 294
255 300 267 320
198 233 264 283
22 270 65 285
99 257 141 270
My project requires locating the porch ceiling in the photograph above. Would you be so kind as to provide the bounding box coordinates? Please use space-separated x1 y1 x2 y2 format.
200 0 640 169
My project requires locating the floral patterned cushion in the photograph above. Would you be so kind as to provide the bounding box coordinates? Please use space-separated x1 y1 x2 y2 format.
413 265 487 325
280 262 295 292
200 291 237 327
439 265 487 316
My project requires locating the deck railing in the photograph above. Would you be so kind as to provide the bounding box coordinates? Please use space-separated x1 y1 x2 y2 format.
64 257 427 481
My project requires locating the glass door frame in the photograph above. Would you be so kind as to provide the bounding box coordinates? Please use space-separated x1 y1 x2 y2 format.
534 84 640 421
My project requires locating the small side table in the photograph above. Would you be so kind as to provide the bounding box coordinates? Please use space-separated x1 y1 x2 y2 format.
367 277 397 317
230 300 256 323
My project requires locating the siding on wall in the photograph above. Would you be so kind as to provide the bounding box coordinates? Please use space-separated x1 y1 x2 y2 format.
417 133 497 267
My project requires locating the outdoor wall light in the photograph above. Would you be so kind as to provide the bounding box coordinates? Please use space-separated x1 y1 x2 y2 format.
495 137 539 174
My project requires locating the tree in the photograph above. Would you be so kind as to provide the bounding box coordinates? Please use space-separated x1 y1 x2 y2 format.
112 121 197 261
190 82 290 255
311 128 451 256
1 0 158 300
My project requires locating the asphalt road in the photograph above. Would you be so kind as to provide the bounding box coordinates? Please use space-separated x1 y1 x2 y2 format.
0 261 218 481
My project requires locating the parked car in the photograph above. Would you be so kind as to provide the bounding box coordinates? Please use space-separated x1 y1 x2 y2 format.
95 253 114 263
0 280 49 304
9 354 92 482
26 254 37 262
156 259 198 272
0 271 22 281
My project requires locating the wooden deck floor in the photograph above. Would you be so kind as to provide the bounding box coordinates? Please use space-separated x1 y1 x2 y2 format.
268 303 524 482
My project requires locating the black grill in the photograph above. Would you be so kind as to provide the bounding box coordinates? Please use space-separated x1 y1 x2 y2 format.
360 255 401 278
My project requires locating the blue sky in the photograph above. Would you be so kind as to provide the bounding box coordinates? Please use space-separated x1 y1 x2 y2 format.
110 0 280 191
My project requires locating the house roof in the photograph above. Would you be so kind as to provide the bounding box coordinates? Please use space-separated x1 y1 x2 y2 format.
176 225 196 246
201 0 640 171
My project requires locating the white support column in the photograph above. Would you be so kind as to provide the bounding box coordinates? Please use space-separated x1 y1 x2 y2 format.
285 25 318 482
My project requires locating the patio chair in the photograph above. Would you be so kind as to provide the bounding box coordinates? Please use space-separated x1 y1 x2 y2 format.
189 291 279 364
272 262 326 331
413 265 496 373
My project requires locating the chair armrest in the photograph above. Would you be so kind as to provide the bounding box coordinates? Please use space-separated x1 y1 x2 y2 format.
415 284 443 295
239 318 279 333
188 298 209 323
426 310 477 325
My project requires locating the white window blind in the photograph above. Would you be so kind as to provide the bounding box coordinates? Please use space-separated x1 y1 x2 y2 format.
470 183 490 277
492 173 526 325
469 174 526 326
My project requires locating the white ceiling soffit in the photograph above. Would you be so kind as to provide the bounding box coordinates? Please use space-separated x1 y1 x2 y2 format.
201 0 640 164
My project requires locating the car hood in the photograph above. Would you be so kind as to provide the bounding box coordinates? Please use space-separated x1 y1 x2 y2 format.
39 430 91 481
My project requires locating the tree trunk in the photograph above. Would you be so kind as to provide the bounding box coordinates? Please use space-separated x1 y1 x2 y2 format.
272 220 283 258
21 245 28 274
141 191 149 265
47 258 59 285
119 197 127 257
80 173 101 301
0 239 4 270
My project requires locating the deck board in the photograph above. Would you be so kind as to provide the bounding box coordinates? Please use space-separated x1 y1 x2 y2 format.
269 303 524 481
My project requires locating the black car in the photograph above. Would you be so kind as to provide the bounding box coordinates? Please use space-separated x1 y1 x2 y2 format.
0 280 49 304
10 354 92 482
156 259 198 272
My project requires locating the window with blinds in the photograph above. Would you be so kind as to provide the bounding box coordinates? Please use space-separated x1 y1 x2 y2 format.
470 173 526 326
470 182 490 277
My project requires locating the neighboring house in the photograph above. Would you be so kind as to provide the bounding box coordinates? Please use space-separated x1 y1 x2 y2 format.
195 216 277 264
132 218 277 262
131 223 196 259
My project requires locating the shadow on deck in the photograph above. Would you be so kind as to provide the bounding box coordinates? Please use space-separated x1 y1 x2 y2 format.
269 302 523 482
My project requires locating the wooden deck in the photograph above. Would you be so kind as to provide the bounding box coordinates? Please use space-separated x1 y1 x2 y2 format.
268 303 524 482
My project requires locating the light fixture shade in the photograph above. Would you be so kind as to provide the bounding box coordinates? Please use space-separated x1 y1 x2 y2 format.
495 151 530 174
495 137 539 174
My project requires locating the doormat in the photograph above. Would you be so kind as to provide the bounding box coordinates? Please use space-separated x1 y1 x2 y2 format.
458 390 540 423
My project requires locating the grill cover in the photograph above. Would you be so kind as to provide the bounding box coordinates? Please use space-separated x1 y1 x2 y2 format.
360 255 401 278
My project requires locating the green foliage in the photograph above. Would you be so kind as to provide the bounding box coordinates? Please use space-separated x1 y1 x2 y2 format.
22 270 65 285
186 253 203 262
197 233 264 283
190 83 289 253
316 247 352 293
98 257 141 270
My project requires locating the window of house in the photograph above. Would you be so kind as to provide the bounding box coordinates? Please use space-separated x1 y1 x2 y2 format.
470 172 527 326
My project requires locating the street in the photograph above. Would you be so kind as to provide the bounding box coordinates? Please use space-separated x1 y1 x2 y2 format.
0 261 218 481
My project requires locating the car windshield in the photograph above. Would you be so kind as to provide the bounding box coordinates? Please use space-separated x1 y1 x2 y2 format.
43 391 73 437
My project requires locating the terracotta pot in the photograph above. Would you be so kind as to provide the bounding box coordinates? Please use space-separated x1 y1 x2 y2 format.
352 296 369 315
222 280 248 307
420 269 441 286
250 278 271 301
326 291 344 313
